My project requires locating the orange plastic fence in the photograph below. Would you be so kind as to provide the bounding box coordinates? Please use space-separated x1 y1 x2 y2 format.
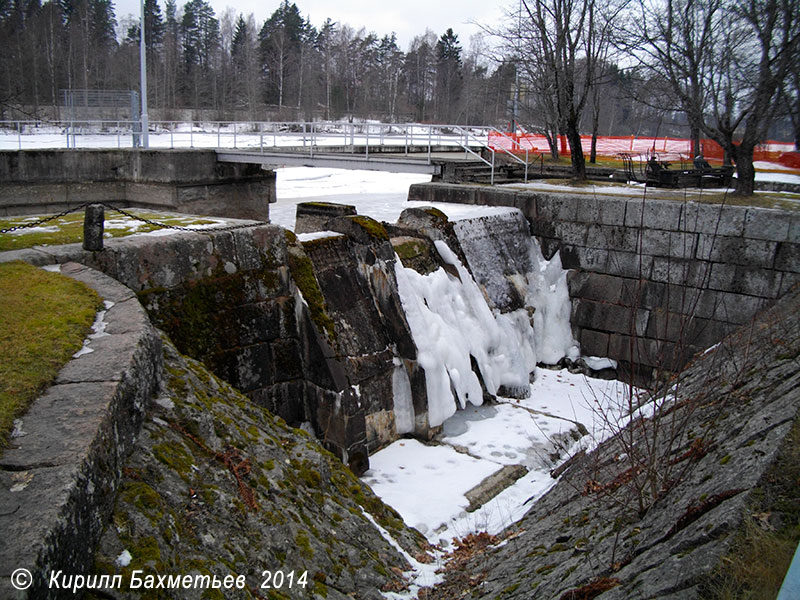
488 132 796 165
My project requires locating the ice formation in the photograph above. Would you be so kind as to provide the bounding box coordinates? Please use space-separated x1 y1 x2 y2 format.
394 234 576 428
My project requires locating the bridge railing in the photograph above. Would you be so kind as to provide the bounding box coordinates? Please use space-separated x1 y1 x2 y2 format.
0 120 491 156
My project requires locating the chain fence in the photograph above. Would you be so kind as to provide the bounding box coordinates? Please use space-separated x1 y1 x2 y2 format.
0 202 263 236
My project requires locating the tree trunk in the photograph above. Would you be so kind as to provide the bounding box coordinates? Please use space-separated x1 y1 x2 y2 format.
734 148 756 196
545 130 559 160
567 121 586 180
690 126 701 158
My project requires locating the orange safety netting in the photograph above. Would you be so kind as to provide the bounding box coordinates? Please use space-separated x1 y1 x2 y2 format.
488 132 797 165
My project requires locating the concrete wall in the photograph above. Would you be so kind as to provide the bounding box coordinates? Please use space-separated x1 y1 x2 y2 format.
408 182 800 377
0 149 275 221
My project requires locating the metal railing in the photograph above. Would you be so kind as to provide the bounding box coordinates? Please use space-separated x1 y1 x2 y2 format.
0 119 490 153
2 119 554 182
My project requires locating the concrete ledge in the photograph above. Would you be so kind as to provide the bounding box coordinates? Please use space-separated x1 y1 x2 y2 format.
0 149 275 221
0 263 162 599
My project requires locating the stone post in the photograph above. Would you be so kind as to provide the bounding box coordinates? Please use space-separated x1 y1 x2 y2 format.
83 204 105 251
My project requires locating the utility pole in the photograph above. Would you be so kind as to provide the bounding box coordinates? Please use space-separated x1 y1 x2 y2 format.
140 0 149 148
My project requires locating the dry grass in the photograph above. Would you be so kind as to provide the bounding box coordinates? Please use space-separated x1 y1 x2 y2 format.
702 418 800 599
0 261 103 450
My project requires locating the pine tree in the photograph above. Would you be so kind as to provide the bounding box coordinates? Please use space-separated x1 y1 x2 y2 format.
435 27 462 122
258 0 304 108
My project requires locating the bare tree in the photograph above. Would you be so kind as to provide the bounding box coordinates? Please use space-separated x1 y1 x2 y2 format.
501 0 623 178
628 0 800 195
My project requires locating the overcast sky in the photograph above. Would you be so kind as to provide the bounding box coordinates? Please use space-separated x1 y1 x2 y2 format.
114 0 506 52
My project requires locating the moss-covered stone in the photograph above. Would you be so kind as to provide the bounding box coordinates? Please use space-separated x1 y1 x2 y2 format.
92 334 430 599
285 244 336 343
349 215 389 241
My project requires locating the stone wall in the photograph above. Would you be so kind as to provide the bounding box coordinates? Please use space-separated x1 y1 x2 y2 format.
0 263 161 599
0 149 275 221
408 182 800 377
428 267 800 600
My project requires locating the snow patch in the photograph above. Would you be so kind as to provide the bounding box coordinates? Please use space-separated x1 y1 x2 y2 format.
72 300 114 358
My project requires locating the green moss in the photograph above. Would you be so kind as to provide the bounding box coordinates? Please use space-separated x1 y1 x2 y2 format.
500 583 520 595
536 563 557 575
701 416 800 599
422 207 449 222
0 209 218 252
393 239 428 261
292 459 322 488
350 215 389 241
128 535 162 567
121 481 163 512
152 441 195 480
719 454 732 465
285 245 336 343
296 530 314 559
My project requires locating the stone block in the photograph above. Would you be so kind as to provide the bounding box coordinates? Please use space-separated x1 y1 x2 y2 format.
586 225 640 254
606 250 652 279
294 201 357 234
536 194 578 221
774 241 800 273
572 298 649 336
682 203 746 236
554 221 588 246
530 217 558 239
641 199 684 231
620 279 666 310
780 271 800 296
710 264 783 298
475 187 517 207
640 228 672 256
703 235 777 268
575 196 601 224
743 208 791 241
694 290 767 324
574 246 610 271
651 257 712 287
596 197 628 226
608 333 670 370
577 328 610 357
557 244 581 269
569 272 624 303
624 199 644 228
790 215 800 243
664 283 704 314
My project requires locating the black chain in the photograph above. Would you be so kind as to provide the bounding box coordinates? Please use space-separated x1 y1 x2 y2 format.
100 203 260 232
0 202 262 235
0 203 92 234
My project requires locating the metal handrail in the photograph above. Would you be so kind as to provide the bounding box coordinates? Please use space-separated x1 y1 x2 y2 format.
0 120 493 163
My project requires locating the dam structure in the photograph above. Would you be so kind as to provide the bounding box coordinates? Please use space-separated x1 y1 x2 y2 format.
0 147 798 598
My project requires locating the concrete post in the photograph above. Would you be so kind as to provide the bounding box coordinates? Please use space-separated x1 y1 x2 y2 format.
83 204 105 251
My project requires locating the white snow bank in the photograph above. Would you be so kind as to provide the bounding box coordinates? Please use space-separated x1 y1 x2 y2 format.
362 439 499 538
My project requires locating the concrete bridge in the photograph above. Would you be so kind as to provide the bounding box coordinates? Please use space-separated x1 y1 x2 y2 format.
216 147 444 175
